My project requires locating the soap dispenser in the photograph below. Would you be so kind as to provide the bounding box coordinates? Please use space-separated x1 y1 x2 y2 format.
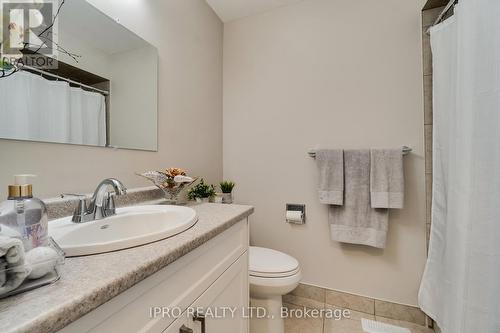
0 175 48 251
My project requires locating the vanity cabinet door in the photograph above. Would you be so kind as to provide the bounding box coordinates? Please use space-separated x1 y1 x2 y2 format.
190 252 249 333
162 316 194 333
162 252 248 333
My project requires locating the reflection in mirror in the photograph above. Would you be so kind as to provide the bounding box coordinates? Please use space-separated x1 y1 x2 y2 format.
0 0 158 151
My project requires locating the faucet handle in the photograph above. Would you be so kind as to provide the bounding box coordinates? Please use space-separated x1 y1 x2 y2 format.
104 192 117 216
61 194 88 223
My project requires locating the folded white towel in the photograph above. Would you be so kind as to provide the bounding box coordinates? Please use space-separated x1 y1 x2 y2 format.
0 236 30 295
370 149 405 209
26 247 59 279
316 149 344 205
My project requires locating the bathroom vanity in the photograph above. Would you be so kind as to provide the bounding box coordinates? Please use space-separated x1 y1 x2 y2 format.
0 203 253 333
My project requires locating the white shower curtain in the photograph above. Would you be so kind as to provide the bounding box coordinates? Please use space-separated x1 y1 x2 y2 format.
419 1 500 332
0 71 106 146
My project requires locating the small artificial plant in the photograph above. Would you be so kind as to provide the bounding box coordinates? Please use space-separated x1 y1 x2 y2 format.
188 179 216 200
220 181 236 194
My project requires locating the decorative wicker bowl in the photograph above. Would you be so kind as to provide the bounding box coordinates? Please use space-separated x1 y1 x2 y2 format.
136 171 198 205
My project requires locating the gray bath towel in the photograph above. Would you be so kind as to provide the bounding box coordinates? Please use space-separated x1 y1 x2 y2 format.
316 149 344 205
370 149 404 209
329 149 389 248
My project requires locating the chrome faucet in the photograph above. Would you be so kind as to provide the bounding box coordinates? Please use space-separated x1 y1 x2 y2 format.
62 178 127 223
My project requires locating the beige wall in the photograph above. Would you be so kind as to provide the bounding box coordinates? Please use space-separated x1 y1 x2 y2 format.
224 0 426 305
0 0 223 200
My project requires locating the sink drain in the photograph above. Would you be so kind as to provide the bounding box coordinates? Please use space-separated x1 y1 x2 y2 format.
100 224 110 230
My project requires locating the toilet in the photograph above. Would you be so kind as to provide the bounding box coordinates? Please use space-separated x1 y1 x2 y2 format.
249 246 302 333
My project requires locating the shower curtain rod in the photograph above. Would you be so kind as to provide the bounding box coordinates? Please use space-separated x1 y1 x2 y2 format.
20 65 109 96
307 146 412 158
427 0 458 34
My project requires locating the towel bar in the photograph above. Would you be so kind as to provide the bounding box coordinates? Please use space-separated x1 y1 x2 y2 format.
308 146 412 158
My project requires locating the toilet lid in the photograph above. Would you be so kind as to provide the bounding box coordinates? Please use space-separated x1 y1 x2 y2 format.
249 247 300 278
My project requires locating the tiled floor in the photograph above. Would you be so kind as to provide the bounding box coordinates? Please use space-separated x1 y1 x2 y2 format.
284 303 435 333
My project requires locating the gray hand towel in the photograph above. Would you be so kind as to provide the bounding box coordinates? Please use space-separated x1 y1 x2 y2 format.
370 149 404 209
316 149 344 205
329 149 389 249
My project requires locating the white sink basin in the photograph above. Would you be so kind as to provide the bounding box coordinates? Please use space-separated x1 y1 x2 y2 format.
49 205 198 257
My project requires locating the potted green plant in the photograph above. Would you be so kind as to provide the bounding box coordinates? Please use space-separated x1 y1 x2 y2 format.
219 180 235 204
187 179 216 203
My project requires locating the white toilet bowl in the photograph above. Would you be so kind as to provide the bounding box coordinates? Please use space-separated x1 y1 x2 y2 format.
249 246 301 333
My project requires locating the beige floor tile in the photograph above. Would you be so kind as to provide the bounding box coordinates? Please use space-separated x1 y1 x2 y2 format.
284 303 324 333
425 125 433 175
423 74 433 125
422 30 432 76
374 300 426 326
290 283 326 303
325 290 375 315
425 173 433 224
325 304 375 321
324 317 365 333
376 316 435 333
283 294 325 310
422 7 445 27
323 304 375 333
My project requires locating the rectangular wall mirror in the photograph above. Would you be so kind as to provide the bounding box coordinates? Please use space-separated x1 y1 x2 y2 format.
0 0 158 151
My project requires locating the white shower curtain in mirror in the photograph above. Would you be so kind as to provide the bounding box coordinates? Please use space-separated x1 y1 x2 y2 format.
419 1 500 332
0 71 106 146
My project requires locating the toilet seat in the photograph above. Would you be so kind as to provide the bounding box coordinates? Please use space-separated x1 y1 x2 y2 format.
249 246 300 278
249 247 302 333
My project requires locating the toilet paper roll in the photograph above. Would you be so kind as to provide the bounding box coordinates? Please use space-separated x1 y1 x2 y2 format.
286 211 303 223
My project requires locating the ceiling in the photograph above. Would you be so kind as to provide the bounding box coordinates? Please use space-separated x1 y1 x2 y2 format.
205 0 304 22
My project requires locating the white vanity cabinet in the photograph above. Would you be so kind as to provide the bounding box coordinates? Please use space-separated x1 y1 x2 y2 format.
163 254 248 333
59 219 249 333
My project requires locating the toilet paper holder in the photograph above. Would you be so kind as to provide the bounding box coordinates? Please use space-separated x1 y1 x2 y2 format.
286 204 306 224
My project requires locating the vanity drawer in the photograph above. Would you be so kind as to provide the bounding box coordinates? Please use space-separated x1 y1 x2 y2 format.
59 219 249 333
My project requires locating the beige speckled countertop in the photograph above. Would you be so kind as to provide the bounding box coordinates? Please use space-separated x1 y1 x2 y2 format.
0 203 253 333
